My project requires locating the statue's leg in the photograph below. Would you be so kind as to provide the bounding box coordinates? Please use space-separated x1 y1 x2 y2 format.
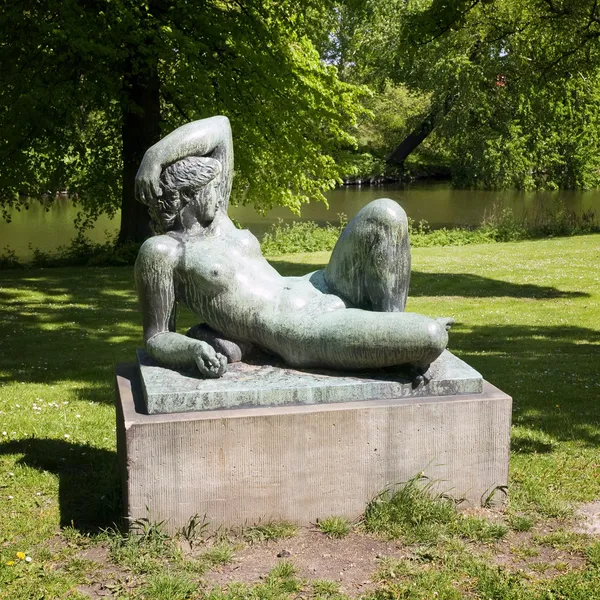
324 198 410 312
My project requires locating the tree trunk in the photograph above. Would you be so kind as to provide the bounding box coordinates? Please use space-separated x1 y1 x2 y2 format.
386 112 437 166
118 54 161 245
387 94 456 167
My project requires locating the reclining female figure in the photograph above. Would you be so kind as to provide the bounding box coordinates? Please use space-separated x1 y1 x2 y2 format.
134 116 452 379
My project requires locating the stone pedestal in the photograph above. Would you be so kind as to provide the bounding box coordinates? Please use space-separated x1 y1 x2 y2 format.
115 363 511 533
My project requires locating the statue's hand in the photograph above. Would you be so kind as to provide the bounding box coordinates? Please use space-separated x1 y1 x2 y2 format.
135 151 163 206
192 341 228 378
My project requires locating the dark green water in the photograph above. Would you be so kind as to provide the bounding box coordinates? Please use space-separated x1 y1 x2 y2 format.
2 182 599 259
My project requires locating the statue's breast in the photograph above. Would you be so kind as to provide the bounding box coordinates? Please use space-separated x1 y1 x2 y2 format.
178 238 235 297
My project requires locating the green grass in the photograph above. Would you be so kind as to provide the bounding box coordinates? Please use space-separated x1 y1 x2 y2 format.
201 542 235 566
243 521 298 543
317 516 352 538
1 234 600 597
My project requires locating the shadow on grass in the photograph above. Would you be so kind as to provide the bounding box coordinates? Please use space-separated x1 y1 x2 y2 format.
0 267 144 394
510 437 555 454
267 260 588 299
1 266 598 449
449 323 600 450
0 438 120 532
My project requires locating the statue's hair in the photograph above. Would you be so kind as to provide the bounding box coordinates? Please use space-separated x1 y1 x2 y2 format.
147 156 222 232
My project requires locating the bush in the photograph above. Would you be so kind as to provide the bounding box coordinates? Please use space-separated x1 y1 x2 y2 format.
260 215 347 256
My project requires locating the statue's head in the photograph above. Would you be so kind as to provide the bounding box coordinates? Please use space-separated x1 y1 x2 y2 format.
148 156 223 232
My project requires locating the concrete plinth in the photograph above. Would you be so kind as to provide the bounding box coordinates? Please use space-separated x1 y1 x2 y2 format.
116 364 511 533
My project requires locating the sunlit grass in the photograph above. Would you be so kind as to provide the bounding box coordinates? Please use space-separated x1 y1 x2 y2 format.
1 235 600 597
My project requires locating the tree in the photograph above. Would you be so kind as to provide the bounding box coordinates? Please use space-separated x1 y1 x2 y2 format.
330 0 600 188
0 1 363 243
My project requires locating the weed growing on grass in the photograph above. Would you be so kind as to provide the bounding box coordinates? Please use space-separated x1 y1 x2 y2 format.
364 475 509 545
533 530 589 552
373 556 415 581
510 544 540 559
256 561 302 595
317 516 351 538
507 514 534 532
243 521 298 543
363 474 457 542
202 542 234 566
469 562 528 600
141 571 197 600
177 513 210 549
312 578 342 595
128 512 170 543
586 542 600 567
108 527 181 575
451 515 509 542
366 566 463 600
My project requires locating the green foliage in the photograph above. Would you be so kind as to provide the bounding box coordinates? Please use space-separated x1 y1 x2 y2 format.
363 474 458 542
243 521 298 543
0 1 365 230
340 82 448 179
317 516 352 538
0 246 21 270
260 216 347 256
332 0 600 189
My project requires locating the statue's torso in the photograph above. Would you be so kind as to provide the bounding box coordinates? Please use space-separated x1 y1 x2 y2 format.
171 214 345 346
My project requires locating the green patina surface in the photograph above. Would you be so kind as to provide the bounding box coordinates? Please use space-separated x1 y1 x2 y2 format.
138 349 482 414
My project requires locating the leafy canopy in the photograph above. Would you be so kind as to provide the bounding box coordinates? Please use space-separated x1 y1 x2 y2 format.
0 1 365 223
329 0 600 189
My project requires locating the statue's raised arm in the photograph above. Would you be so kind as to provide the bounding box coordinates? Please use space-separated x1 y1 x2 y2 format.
135 116 233 211
134 116 453 382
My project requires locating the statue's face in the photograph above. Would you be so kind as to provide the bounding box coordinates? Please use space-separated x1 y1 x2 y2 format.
192 180 219 226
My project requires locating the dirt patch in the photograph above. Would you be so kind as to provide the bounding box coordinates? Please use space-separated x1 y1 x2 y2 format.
491 531 586 578
76 545 133 599
573 501 600 535
203 528 407 596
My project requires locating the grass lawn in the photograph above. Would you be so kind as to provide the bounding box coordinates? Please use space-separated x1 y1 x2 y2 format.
1 234 599 599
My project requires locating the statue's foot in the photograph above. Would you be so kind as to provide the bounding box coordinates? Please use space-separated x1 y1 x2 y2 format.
409 364 432 386
187 324 253 363
436 317 454 331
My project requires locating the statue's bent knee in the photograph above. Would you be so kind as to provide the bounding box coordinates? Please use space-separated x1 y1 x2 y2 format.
359 198 409 231
325 198 411 312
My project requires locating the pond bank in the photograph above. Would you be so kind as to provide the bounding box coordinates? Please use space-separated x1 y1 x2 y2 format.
2 203 598 269
2 182 600 261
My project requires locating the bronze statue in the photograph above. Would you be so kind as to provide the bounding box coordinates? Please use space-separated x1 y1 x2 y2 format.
135 116 452 379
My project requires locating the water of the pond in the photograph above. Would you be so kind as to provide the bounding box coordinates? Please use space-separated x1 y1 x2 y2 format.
2 182 599 259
